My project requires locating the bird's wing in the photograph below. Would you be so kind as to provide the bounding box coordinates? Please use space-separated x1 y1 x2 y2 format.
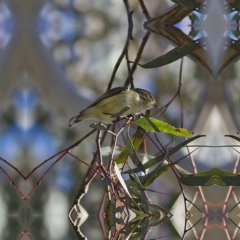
80 87 128 113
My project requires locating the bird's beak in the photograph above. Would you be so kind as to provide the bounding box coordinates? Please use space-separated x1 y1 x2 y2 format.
154 103 159 108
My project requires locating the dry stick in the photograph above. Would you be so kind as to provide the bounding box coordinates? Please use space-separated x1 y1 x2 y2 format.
232 223 239 239
98 190 109 240
175 59 193 238
110 124 117 151
222 154 240 215
161 149 190 240
26 130 99 200
66 4 146 236
117 8 190 239
0 157 26 179
25 129 96 179
18 230 33 240
139 0 151 20
124 31 150 87
96 129 110 178
156 58 184 118
0 129 95 199
185 143 211 238
70 128 109 207
108 120 131 173
174 149 199 171
185 212 204 233
171 166 192 240
107 49 124 90
96 130 103 166
123 0 134 88
222 155 240 237
190 191 201 239
67 152 104 177
107 119 133 203
178 58 184 128
0 167 25 199
4 129 97 201
144 132 164 153
25 152 68 200
222 217 231 240
153 132 170 152
115 121 127 147
107 0 134 91
174 173 190 240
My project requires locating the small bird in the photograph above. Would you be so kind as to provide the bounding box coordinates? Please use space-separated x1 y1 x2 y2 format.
69 87 158 127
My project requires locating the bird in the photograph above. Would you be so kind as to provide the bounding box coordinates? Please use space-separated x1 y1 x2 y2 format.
69 87 158 127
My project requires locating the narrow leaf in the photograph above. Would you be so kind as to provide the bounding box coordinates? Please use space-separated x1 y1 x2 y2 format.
132 117 193 137
225 135 240 142
139 42 199 69
124 135 205 174
139 164 171 187
126 131 145 173
114 162 131 197
124 153 165 174
180 167 240 186
115 128 145 164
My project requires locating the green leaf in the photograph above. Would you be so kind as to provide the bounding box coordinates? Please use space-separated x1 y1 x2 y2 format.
126 133 145 173
104 203 116 227
139 164 171 187
115 128 145 164
124 135 205 174
125 177 149 212
150 204 172 218
140 218 150 239
139 42 199 69
130 208 148 221
125 153 165 174
225 135 240 142
180 167 240 186
132 117 193 137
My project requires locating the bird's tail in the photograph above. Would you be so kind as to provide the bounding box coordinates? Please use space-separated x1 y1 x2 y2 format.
69 115 81 127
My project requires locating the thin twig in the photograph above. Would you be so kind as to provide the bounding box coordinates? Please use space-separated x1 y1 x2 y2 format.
123 0 134 88
124 31 150 86
107 0 134 90
25 129 96 179
70 127 110 207
139 0 151 20
179 58 184 128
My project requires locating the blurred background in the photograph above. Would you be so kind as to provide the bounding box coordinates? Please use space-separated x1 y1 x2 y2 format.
1 0 240 239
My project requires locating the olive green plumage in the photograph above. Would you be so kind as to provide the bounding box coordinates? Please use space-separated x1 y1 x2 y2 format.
69 87 158 127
